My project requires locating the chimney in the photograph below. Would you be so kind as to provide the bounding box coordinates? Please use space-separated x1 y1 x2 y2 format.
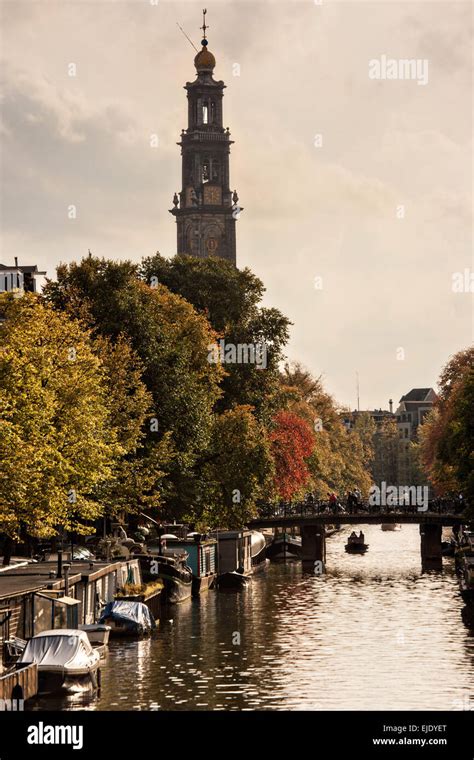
389 399 393 413
14 257 18 268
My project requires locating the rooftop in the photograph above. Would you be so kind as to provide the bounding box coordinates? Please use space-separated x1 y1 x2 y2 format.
0 560 123 601
400 388 435 403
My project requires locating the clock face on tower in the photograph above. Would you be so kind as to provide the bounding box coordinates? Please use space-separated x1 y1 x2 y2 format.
203 185 222 205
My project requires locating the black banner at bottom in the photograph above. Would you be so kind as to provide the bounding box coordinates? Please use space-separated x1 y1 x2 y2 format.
0 710 472 758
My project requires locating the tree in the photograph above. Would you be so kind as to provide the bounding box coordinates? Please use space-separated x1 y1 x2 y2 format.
196 406 274 528
139 253 291 421
438 368 474 505
419 346 474 506
269 411 315 500
0 293 121 545
277 363 372 498
44 256 223 518
91 335 173 518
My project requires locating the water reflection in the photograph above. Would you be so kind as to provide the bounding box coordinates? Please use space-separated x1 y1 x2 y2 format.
28 526 474 711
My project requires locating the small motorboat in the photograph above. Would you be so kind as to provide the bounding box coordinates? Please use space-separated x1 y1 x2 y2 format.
98 600 156 637
217 568 250 590
381 524 402 531
78 624 111 646
345 532 369 554
19 629 101 694
266 532 302 560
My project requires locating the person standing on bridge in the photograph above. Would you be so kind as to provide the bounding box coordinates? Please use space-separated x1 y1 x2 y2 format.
329 492 338 514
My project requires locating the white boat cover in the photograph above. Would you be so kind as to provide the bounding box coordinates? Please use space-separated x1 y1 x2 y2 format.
250 531 266 558
20 630 96 670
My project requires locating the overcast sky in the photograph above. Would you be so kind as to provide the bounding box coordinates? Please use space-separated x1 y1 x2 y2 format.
1 0 472 410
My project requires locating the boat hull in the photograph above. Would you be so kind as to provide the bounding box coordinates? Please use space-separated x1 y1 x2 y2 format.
251 557 270 573
460 581 474 604
217 572 250 590
161 574 192 603
192 574 216 596
37 666 100 695
266 535 302 561
381 524 401 531
79 624 110 646
345 543 369 554
139 553 193 604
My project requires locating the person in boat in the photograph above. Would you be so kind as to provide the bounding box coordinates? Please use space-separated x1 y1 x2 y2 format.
350 531 357 540
359 531 365 542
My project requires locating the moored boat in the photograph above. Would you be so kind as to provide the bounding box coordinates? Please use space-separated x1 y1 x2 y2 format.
250 530 269 572
98 600 156 636
381 524 402 531
144 551 193 603
153 533 217 595
78 624 111 646
266 532 302 561
460 557 474 604
217 569 250 590
19 629 101 694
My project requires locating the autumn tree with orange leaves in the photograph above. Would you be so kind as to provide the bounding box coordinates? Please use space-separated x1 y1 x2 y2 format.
269 410 315 500
419 346 474 509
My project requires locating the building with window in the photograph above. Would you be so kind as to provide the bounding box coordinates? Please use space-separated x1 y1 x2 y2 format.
341 388 437 489
0 259 46 295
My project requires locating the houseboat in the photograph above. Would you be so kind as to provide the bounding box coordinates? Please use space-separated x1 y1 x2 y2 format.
454 529 474 573
266 531 302 561
250 531 269 572
460 557 474 604
154 533 217 595
0 556 142 674
139 550 193 604
211 530 252 582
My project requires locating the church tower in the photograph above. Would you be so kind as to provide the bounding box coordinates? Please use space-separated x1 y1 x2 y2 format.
170 10 241 265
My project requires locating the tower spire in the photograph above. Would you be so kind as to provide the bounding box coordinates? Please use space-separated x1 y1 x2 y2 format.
200 8 209 43
169 10 242 266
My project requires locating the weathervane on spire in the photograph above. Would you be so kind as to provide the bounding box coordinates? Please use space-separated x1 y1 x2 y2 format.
200 8 209 44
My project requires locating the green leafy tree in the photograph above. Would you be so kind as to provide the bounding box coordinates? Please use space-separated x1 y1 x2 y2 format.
196 406 274 528
92 335 173 518
44 256 223 518
139 253 291 421
0 293 121 546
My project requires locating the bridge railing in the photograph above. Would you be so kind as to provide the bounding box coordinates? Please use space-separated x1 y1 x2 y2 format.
254 497 466 520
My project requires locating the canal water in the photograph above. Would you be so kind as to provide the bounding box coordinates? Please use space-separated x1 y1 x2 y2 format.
30 525 474 711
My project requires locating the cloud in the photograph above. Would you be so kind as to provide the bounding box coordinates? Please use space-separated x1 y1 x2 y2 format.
0 0 471 410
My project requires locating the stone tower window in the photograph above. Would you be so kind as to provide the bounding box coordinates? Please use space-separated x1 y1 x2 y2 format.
202 159 210 183
211 160 220 181
202 101 209 124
